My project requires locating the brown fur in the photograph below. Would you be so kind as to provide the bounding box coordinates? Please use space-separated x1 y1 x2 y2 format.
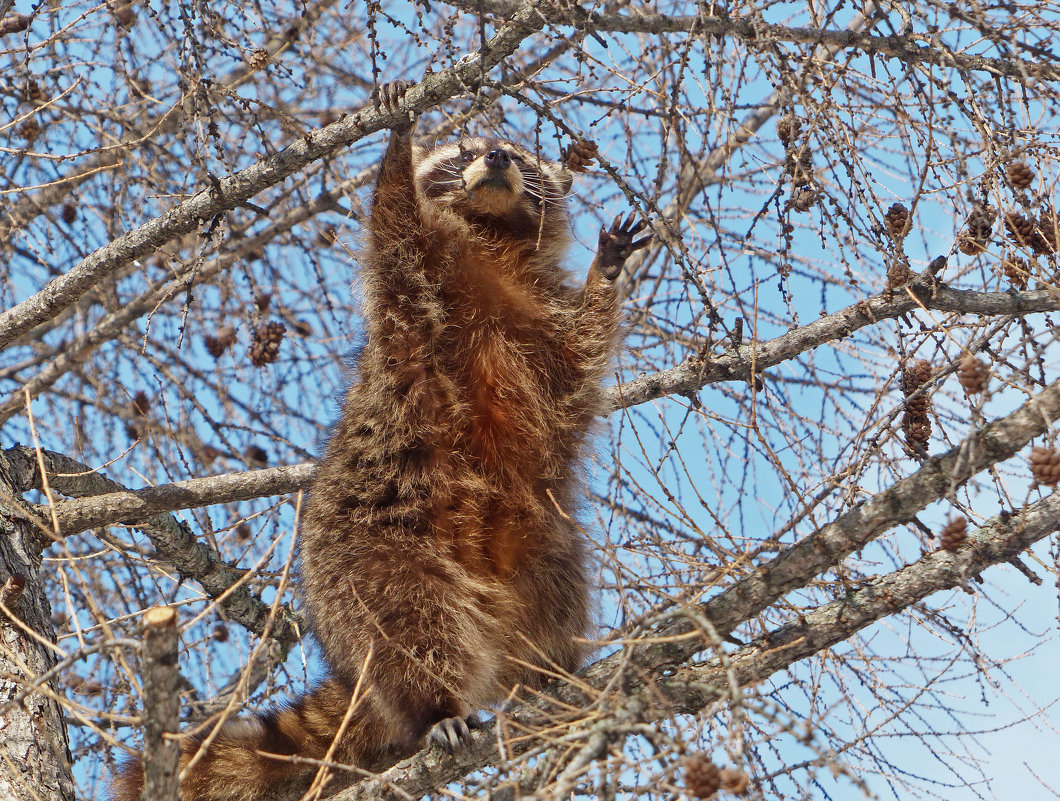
112 83 642 801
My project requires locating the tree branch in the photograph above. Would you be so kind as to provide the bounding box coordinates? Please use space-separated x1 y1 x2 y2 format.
49 462 314 535
443 0 1060 83
608 278 1060 410
139 606 181 801
2 447 301 649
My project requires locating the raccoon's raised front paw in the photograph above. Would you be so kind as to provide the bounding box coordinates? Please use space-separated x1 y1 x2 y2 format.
428 713 482 752
596 212 652 280
372 80 415 136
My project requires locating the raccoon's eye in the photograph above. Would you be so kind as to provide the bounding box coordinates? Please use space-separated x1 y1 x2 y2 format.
511 154 525 165
461 151 476 164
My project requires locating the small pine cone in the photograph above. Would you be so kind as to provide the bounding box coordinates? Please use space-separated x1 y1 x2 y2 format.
254 292 272 312
956 235 986 256
720 768 750 795
887 261 912 289
24 78 43 104
130 76 151 98
1006 161 1035 190
125 422 141 440
966 204 997 238
61 201 77 224
563 139 598 173
957 355 988 395
684 754 721 799
248 321 285 366
211 623 229 642
130 390 151 416
999 251 1030 289
777 114 802 147
791 186 818 212
80 679 104 696
902 359 932 395
884 203 910 240
1037 211 1058 254
903 418 932 451
247 48 270 69
235 522 252 541
290 318 313 337
904 394 929 418
1004 211 1037 249
111 2 136 27
18 118 40 142
1029 445 1060 486
199 444 220 463
939 516 967 551
203 324 237 358
246 445 268 465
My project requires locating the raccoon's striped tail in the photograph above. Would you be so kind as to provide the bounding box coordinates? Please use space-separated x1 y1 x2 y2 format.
110 678 392 801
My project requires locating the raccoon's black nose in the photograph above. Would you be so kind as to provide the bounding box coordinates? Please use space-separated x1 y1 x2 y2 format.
484 149 511 170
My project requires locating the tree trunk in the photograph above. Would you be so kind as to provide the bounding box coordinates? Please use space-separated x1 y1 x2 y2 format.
0 463 74 801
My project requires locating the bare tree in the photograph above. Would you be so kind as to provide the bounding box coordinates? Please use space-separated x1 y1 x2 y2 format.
2 0 1059 799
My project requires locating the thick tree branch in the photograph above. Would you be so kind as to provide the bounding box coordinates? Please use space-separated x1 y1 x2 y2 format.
139 606 181 801
0 461 75 801
2 448 301 649
444 0 1060 83
49 463 314 535
608 278 1060 410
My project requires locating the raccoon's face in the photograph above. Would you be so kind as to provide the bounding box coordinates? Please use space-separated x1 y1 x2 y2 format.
415 137 573 221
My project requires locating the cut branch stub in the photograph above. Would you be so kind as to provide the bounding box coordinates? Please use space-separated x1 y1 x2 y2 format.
140 605 181 801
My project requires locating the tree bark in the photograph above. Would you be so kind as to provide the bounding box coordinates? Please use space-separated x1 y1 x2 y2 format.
0 460 74 801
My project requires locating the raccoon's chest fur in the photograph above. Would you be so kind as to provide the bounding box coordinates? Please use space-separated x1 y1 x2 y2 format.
428 243 582 477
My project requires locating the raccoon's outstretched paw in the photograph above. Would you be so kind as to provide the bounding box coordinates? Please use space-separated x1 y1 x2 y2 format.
429 713 481 752
372 80 416 136
595 212 652 280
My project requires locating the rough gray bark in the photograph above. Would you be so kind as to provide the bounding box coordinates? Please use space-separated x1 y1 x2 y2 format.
0 458 74 801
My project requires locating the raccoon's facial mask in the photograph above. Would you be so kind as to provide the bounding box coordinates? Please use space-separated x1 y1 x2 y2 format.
415 138 571 218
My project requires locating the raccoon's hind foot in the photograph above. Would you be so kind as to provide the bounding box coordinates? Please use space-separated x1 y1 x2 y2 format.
429 713 483 752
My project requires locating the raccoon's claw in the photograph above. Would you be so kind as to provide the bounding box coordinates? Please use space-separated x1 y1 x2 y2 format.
372 80 416 136
429 713 481 752
596 212 652 280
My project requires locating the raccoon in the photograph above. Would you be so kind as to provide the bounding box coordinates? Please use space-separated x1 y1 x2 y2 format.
112 80 649 801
